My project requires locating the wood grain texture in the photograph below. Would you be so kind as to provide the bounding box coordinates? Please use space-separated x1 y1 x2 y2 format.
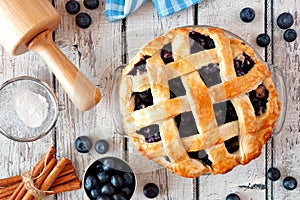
0 0 299 200
272 0 300 199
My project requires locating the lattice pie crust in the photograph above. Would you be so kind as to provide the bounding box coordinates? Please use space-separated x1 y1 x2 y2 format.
118 27 281 178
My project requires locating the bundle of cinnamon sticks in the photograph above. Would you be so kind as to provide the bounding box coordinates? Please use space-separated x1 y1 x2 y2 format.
0 146 81 200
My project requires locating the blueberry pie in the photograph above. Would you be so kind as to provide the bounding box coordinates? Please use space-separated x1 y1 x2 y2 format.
118 27 281 178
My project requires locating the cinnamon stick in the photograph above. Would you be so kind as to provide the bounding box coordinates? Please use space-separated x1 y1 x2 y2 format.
0 183 19 198
57 164 75 178
51 173 77 187
1 147 81 199
0 160 74 190
22 157 68 200
0 175 22 187
9 146 56 200
39 157 69 191
21 157 57 200
48 179 81 195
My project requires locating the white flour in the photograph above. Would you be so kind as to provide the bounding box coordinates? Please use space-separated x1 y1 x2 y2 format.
14 89 49 128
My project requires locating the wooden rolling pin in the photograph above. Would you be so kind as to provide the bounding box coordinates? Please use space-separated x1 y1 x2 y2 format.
0 0 101 111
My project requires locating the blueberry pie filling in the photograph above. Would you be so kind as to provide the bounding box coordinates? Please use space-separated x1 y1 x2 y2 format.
133 88 153 111
189 31 215 53
198 63 222 87
169 77 186 99
188 150 213 167
175 111 199 138
234 52 255 76
119 27 281 178
161 43 174 64
127 55 151 76
136 124 161 143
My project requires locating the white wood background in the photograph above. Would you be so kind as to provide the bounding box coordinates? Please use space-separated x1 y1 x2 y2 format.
0 0 299 199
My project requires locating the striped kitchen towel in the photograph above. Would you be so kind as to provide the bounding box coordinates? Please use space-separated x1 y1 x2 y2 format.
105 0 201 22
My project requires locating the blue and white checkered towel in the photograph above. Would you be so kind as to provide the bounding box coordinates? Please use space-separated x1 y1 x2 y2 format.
105 0 201 22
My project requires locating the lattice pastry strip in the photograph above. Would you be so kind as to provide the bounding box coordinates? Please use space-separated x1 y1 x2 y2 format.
119 27 281 178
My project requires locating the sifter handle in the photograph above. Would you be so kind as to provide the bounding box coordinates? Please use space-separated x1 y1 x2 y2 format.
28 30 101 111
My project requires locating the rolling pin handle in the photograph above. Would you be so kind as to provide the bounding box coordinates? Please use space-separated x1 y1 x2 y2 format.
28 30 101 111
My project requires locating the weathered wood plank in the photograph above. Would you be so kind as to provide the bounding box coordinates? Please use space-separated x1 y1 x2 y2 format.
197 1 268 199
272 0 300 199
0 23 55 200
53 0 124 199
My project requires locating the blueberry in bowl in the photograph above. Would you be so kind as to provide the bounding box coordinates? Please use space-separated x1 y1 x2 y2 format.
84 157 136 200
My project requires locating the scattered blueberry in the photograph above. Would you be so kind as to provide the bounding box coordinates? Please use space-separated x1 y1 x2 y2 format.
240 7 255 23
256 33 271 47
226 193 240 200
283 176 298 190
85 175 98 190
84 0 99 10
95 139 110 154
84 157 136 200
75 136 92 153
76 12 92 29
143 183 159 199
65 0 80 15
277 12 294 29
283 29 297 42
267 167 281 181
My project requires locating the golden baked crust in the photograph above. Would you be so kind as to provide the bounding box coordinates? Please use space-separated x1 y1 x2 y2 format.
118 27 281 178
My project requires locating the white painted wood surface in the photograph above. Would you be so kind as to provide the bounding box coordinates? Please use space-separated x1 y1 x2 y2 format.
0 0 299 200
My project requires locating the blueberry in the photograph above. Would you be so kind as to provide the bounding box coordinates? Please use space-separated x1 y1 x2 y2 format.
95 163 104 173
277 12 294 29
143 183 159 198
283 176 298 190
91 186 102 198
256 33 271 47
284 29 297 42
112 194 126 200
123 173 133 186
76 12 92 29
111 175 124 188
85 175 98 190
240 7 255 23
84 0 99 9
226 193 240 200
65 0 80 15
95 139 110 154
101 184 115 196
75 136 92 153
96 196 111 200
121 187 132 197
267 167 281 181
102 158 116 172
97 171 110 183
